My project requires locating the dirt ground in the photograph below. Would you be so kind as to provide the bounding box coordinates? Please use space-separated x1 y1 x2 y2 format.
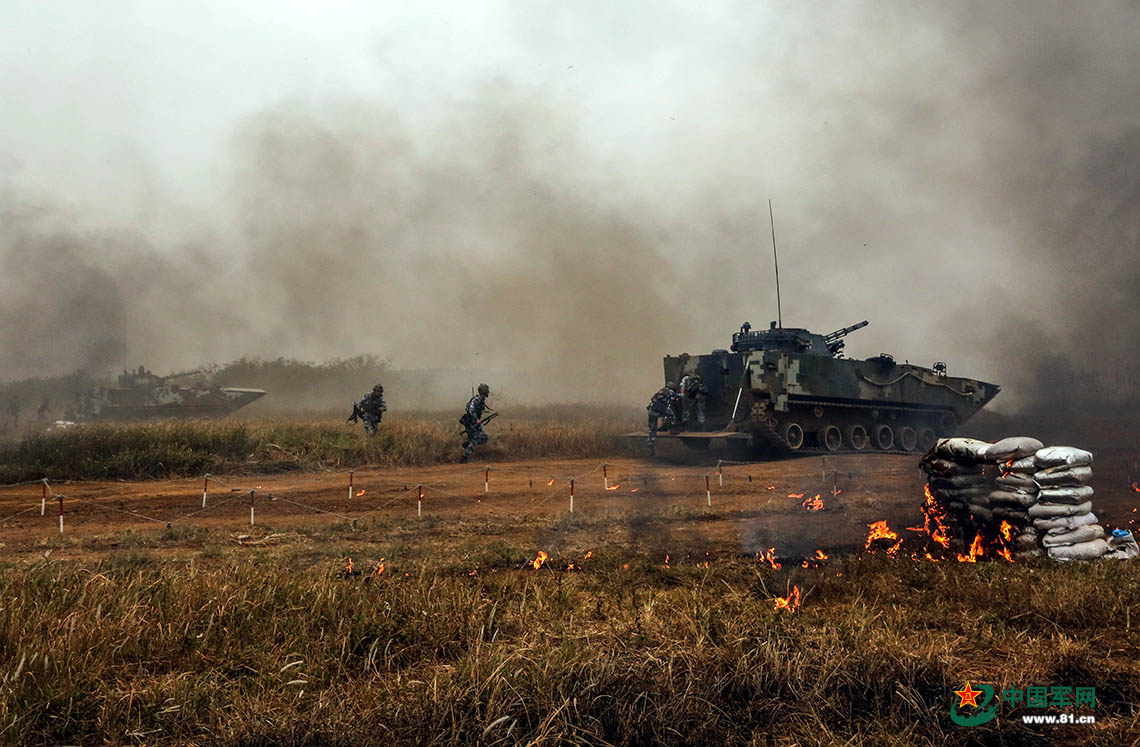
3 451 1138 564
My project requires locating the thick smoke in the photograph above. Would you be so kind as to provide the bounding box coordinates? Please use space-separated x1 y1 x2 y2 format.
1 1 1138 412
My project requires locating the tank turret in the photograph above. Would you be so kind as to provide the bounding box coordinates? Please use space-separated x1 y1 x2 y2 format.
72 367 266 421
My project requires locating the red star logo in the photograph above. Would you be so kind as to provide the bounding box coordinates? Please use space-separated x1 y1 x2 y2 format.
954 682 983 709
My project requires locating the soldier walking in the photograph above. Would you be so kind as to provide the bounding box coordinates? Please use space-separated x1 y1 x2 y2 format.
646 382 681 456
460 383 494 463
679 372 709 429
348 384 387 435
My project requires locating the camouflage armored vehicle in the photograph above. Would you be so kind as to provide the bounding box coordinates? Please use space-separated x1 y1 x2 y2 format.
70 366 266 421
653 320 999 455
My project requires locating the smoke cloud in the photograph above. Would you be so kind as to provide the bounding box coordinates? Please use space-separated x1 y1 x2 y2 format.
0 1 1137 411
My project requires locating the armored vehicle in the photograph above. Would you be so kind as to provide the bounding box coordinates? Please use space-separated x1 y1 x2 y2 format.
71 366 266 421
653 320 999 455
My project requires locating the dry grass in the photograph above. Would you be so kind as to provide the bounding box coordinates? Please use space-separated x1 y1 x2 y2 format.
0 411 639 482
1 516 1138 746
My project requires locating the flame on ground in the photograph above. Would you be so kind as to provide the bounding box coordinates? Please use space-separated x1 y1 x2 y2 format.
772 586 801 612
865 520 903 556
1132 481 1140 493
531 551 548 570
761 547 782 570
788 492 804 499
356 489 366 497
815 549 828 560
999 520 1012 543
957 534 984 563
920 484 952 549
802 494 824 511
584 551 593 559
630 488 639 493
548 478 556 486
345 557 354 573
664 554 670 568
373 558 385 576
606 483 620 491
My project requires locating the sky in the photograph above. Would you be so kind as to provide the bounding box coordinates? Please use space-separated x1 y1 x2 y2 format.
1 0 1137 409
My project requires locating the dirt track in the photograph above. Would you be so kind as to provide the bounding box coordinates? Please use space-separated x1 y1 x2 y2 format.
2 454 1138 561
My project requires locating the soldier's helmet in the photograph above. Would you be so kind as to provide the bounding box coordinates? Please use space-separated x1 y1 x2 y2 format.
477 383 490 397
373 384 384 394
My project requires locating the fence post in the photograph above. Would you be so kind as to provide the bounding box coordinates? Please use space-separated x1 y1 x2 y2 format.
202 473 210 509
570 479 575 513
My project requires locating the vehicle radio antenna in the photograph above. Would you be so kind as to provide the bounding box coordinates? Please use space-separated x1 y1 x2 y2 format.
769 199 782 329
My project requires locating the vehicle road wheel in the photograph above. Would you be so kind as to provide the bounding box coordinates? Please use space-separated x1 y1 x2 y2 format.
918 427 938 452
845 424 869 450
822 424 842 452
899 426 918 452
784 422 805 450
873 424 894 450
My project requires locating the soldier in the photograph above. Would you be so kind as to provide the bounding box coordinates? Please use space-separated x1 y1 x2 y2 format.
348 384 387 435
646 382 681 456
679 372 709 429
460 383 494 463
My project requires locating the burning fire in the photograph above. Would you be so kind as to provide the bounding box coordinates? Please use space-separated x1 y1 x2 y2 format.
865 521 903 556
815 550 828 561
1132 481 1140 493
664 554 671 568
373 558 385 576
772 586 801 612
584 551 593 559
356 489 366 497
999 521 1012 543
802 494 824 511
761 547 782 570
957 534 984 563
766 485 775 490
918 484 952 549
548 478 556 486
531 551 548 570
566 563 576 571
788 492 804 499
831 487 843 496
606 483 620 491
630 488 639 493
345 557 354 573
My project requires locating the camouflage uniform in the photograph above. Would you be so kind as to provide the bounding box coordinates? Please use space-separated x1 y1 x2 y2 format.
646 384 681 455
679 373 709 429
355 386 387 435
461 384 492 461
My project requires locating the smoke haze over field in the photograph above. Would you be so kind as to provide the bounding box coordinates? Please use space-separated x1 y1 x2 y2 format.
1 1 1137 409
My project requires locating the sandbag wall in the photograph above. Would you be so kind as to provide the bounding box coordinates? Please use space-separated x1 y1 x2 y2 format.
921 437 1106 561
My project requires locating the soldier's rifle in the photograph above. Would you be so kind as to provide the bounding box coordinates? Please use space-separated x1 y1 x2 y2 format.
347 403 363 423
458 410 499 433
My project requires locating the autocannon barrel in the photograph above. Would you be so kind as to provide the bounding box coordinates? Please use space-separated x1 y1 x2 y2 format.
822 320 869 344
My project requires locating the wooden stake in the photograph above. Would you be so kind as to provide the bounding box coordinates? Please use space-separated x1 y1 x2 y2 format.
570 479 575 513
202 474 210 509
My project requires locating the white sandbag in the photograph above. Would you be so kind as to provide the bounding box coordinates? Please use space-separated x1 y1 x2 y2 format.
995 473 1038 490
1033 465 1093 487
934 486 993 502
992 506 1031 524
922 459 984 477
1033 511 1098 532
969 505 994 524
984 436 1044 462
1047 539 1107 561
931 437 992 463
989 489 1037 508
1006 456 1037 473
1041 525 1105 547
1012 531 1040 551
1037 485 1094 504
929 473 991 490
1014 548 1043 560
1105 530 1140 560
1028 500 1093 518
1035 446 1093 469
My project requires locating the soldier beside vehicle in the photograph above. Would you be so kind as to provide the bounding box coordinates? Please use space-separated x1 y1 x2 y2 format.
348 382 499 464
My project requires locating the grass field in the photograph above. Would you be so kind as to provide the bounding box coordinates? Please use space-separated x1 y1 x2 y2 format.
0 407 640 483
2 514 1138 746
2 411 1139 744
